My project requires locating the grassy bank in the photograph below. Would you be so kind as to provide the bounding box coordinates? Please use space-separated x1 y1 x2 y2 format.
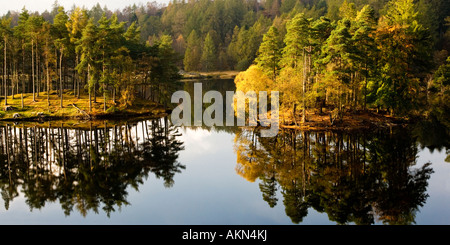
0 90 168 121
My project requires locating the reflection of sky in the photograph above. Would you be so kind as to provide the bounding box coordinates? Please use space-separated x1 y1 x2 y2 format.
414 148 450 224
0 127 449 224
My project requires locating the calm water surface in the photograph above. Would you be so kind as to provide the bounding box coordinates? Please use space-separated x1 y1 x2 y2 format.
0 80 448 225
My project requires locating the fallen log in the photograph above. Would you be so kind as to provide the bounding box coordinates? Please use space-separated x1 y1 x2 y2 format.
69 103 91 119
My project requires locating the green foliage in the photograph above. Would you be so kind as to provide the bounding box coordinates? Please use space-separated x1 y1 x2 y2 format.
375 0 432 115
233 0 443 118
432 56 450 93
281 13 312 69
106 105 120 113
201 32 216 71
227 15 271 71
255 26 283 81
0 0 447 117
183 30 202 71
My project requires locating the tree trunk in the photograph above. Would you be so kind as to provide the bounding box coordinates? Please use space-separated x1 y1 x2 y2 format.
32 39 36 102
60 48 63 108
76 54 80 99
88 64 91 112
103 86 107 112
36 39 40 97
46 40 50 111
302 48 306 123
4 36 7 106
113 86 116 104
102 52 106 112
11 68 14 100
94 82 97 103
21 41 24 109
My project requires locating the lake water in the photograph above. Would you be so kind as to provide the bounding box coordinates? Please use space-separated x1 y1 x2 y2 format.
0 79 448 225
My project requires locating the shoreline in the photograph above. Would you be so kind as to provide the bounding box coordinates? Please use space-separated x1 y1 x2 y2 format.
179 70 239 80
0 91 169 123
277 109 410 132
0 108 411 133
1 91 412 132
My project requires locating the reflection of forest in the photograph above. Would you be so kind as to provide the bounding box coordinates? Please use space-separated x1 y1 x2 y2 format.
234 127 435 225
0 117 184 217
178 79 239 134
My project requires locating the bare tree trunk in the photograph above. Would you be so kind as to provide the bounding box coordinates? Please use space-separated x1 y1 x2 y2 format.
104 85 107 112
94 82 97 103
21 41 24 109
102 52 106 112
302 48 306 123
36 39 40 97
4 36 7 106
46 40 50 111
113 86 116 104
88 64 91 112
11 67 15 100
32 39 36 102
60 48 63 108
76 54 80 99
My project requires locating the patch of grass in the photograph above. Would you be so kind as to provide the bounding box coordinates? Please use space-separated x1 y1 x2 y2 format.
106 105 120 114
0 90 167 120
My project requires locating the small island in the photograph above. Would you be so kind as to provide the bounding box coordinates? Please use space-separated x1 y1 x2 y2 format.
0 90 169 122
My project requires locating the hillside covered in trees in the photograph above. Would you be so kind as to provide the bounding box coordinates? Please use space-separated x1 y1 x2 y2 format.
0 0 449 123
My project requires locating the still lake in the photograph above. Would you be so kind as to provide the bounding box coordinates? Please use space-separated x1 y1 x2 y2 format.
0 79 448 225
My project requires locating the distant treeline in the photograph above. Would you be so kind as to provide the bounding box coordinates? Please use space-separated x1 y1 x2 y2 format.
3 0 449 72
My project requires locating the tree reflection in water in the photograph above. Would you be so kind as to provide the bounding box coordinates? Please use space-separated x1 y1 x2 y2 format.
234 127 434 225
0 117 184 217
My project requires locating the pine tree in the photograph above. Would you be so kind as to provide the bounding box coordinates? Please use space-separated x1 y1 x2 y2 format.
66 7 88 99
41 21 55 110
375 0 432 115
27 15 45 102
52 6 69 108
183 30 201 71
98 13 113 112
255 26 282 81
76 18 100 112
280 13 313 123
13 8 30 109
281 13 311 69
0 17 12 106
201 32 216 71
318 18 355 114
352 5 378 110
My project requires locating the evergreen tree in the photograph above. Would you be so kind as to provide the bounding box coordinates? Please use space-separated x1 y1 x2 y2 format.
52 6 69 108
76 18 100 112
352 5 378 110
13 8 30 109
375 0 432 115
281 13 311 69
280 13 313 123
26 15 45 102
66 7 88 99
183 30 201 71
319 18 355 113
0 17 12 106
255 26 282 81
201 32 216 71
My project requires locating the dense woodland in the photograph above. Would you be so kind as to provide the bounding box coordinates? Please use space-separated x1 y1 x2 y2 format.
0 0 449 119
230 0 450 119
